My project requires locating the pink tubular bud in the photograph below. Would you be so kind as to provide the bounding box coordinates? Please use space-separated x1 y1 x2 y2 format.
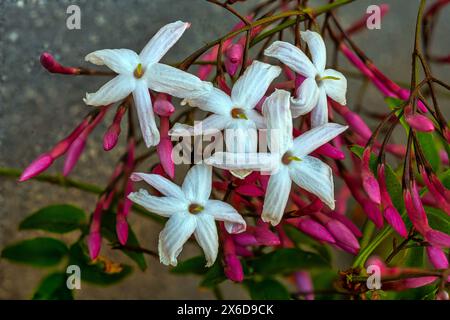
63 134 87 176
50 118 91 158
224 254 244 282
252 226 280 246
362 199 384 228
19 154 54 182
224 43 243 76
332 101 372 140
294 271 314 300
235 184 264 197
425 229 450 248
103 104 127 151
405 114 435 132
361 148 381 204
233 233 258 246
384 206 408 238
116 210 129 246
426 246 449 269
420 168 450 215
153 93 175 117
314 143 345 160
326 219 360 254
287 216 336 244
87 232 102 260
40 52 79 75
157 117 174 178
327 211 363 238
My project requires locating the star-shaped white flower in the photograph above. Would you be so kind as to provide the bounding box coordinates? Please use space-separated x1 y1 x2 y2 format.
170 60 281 155
127 164 246 267
206 89 347 226
265 31 347 127
84 21 211 147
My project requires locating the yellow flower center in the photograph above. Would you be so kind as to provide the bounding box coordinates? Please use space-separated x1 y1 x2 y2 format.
188 203 204 214
281 152 301 165
133 63 144 79
231 107 248 120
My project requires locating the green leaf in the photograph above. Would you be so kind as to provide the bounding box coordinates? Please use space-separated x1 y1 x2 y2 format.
249 248 329 276
385 97 408 129
350 145 404 213
171 256 208 275
32 272 73 300
1 237 68 267
19 204 86 234
245 278 290 300
426 206 450 234
101 211 147 271
416 132 440 172
68 242 132 285
200 261 226 288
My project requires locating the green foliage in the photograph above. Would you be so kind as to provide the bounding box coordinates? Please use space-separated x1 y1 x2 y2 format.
100 211 147 271
416 132 440 172
68 242 132 285
248 248 329 276
171 256 209 275
245 278 290 300
32 273 74 300
19 204 86 234
426 206 450 234
1 237 68 267
200 260 227 288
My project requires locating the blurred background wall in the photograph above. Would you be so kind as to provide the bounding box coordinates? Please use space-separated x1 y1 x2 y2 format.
0 0 449 299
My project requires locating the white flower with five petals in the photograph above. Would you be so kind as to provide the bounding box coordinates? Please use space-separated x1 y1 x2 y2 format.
169 60 281 155
127 164 246 267
206 90 347 226
265 31 347 127
84 21 211 147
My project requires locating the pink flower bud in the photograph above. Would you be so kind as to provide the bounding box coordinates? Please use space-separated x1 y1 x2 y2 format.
294 271 314 300
287 216 336 244
361 149 381 204
157 117 174 178
40 52 79 75
235 184 264 197
224 43 243 76
116 211 129 246
217 75 231 95
326 219 360 254
420 168 450 215
362 199 384 228
19 154 54 182
333 102 372 140
153 93 175 117
425 229 450 248
384 206 408 238
63 134 87 176
87 232 102 260
224 254 244 282
233 233 258 246
103 124 120 151
405 114 435 132
426 246 449 269
327 211 363 238
314 143 345 160
252 226 280 246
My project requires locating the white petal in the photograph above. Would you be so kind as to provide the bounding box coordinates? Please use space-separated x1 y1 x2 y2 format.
301 31 326 73
310 88 328 127
290 77 320 118
246 109 266 129
183 87 233 115
128 189 187 217
84 75 135 106
140 21 190 66
169 114 230 137
264 41 316 78
147 63 212 99
225 120 258 153
322 69 347 105
85 49 139 74
130 172 184 198
194 214 219 267
292 123 348 157
132 81 160 147
205 152 278 172
159 212 197 266
288 155 335 209
204 200 246 234
262 89 293 155
262 166 291 226
231 61 281 109
182 164 212 204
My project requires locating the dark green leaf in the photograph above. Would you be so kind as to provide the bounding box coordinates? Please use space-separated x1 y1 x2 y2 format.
171 256 208 275
426 206 450 234
245 278 290 300
249 248 328 276
101 211 147 271
68 242 132 285
1 237 68 267
200 261 226 288
32 272 74 300
417 132 440 172
20 204 86 234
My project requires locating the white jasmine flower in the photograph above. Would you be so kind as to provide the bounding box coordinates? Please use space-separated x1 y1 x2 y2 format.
83 21 211 147
265 31 347 127
206 90 347 226
128 164 246 267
